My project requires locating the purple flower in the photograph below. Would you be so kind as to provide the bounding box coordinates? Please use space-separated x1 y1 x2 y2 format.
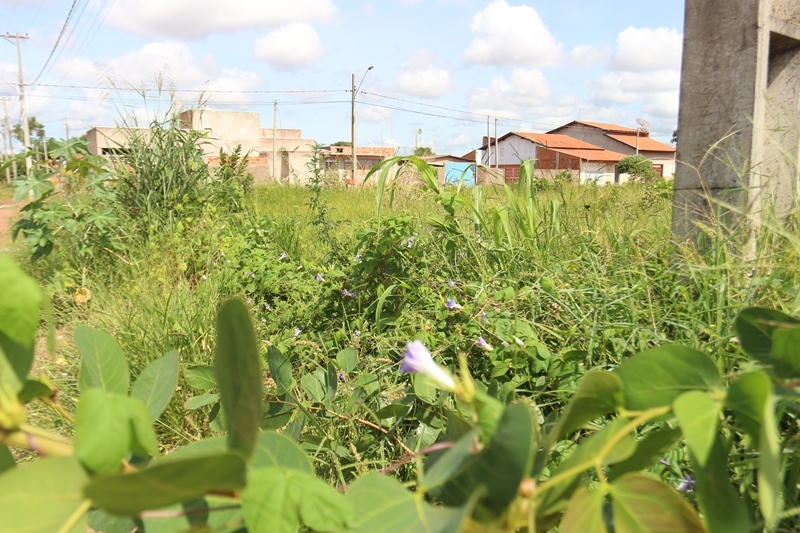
479 310 489 323
677 475 694 492
261 318 267 323
342 288 351 297
447 280 456 287
247 298 253 304
406 238 415 248
338 372 346 381
659 459 670 466
445 299 463 310
265 303 272 311
316 273 324 282
477 337 494 352
200 274 207 281
400 341 455 391
294 327 301 337
279 252 288 260
251 273 256 278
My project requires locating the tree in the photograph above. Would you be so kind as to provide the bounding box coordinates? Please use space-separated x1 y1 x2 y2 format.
413 146 434 157
618 154 658 183
330 141 351 147
671 129 678 145
12 116 46 146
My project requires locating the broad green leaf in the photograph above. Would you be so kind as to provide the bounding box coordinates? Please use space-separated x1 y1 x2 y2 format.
87 509 137 533
241 467 300 533
325 362 338 404
690 434 750 533
298 476 352 532
162 432 313 474
770 325 800 378
561 486 608 533
214 299 262 459
725 371 782 528
0 332 33 393
75 326 130 395
185 365 218 390
74 389 131 473
414 373 438 404
0 456 89 533
0 256 42 351
301 373 325 402
431 402 535 521
610 474 705 532
336 347 357 373
17 378 52 403
138 497 244 533
262 397 296 430
550 371 622 442
0 444 15 474
734 307 799 363
673 391 720 468
268 346 294 396
126 396 159 457
346 471 468 533
614 346 719 410
184 392 220 410
85 453 247 516
131 350 180 421
608 427 682 481
420 428 480 492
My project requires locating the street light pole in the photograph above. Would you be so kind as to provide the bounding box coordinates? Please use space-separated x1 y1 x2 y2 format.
351 66 373 184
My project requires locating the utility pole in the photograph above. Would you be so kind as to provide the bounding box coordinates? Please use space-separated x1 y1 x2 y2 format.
351 66 373 184
272 101 277 180
1 97 9 183
1 33 31 176
64 117 69 141
494 118 498 169
486 116 490 166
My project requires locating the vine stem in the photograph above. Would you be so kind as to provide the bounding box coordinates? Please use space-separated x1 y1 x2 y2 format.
1 429 73 457
57 499 92 533
534 405 671 498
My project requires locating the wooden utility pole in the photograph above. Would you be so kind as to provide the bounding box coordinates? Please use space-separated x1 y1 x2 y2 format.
64 117 69 141
1 97 9 183
494 118 498 168
351 73 357 183
272 101 277 180
1 33 31 176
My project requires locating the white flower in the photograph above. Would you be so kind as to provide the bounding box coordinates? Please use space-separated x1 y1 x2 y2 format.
399 340 456 391
513 336 525 347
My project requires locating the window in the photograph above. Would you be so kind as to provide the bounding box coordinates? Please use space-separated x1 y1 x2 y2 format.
652 164 664 177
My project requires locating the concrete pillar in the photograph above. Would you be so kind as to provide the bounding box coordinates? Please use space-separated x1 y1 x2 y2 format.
672 0 800 243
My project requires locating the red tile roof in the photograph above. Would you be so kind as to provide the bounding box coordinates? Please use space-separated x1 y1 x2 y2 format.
574 120 638 134
514 132 600 150
606 133 676 153
554 147 627 162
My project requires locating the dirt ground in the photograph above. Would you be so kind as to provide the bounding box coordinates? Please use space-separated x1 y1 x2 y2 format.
0 199 20 249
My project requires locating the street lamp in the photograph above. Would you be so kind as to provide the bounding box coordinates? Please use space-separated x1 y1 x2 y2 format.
351 65 374 184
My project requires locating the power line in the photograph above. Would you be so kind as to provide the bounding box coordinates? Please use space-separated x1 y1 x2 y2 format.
31 82 349 94
30 0 82 84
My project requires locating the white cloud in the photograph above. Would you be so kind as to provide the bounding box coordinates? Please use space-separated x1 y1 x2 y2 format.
361 104 393 122
613 27 683 72
463 0 564 67
468 69 552 118
253 24 324 70
106 0 337 39
396 50 453 98
571 45 611 67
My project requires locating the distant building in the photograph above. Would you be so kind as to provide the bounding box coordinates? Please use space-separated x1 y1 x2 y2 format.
477 132 627 185
320 145 396 185
547 120 676 179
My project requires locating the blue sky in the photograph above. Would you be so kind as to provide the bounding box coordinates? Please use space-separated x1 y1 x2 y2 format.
0 0 685 155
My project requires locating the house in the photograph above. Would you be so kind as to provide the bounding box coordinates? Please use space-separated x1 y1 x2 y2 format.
476 132 628 185
547 121 676 179
86 109 319 184
421 154 476 186
320 145 396 184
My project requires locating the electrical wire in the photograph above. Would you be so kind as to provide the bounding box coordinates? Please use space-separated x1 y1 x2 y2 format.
30 0 83 84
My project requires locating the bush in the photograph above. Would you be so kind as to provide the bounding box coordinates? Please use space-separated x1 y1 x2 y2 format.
618 154 659 183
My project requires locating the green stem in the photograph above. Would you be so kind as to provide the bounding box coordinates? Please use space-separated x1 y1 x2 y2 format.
0 429 73 457
58 499 91 533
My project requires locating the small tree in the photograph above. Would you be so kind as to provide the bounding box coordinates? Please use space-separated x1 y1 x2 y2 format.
618 155 658 183
413 146 434 157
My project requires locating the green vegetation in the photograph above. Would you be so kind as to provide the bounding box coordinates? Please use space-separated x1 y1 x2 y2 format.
1 113 800 532
618 154 659 182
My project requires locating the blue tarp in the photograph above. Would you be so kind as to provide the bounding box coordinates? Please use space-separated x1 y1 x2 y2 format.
444 162 475 186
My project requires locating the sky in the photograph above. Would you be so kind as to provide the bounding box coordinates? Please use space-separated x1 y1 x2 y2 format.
0 0 685 156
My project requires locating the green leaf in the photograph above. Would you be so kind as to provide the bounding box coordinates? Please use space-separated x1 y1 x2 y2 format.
75 326 130 395
131 350 179 421
184 392 220 410
0 456 89 533
241 467 300 533
0 256 42 351
734 307 799 363
336 347 357 373
550 371 622 442
267 346 294 396
325 362 338 404
431 402 535 521
17 378 52 404
346 471 469 533
163 432 313 474
608 427 682 481
690 434 750 533
74 389 131 473
214 299 262 459
126 396 159 457
561 486 608 533
301 373 325 402
728 372 783 530
0 444 15 474
615 346 719 410
673 391 720 468
87 509 137 533
420 428 480 492
769 325 800 378
85 452 247 516
414 373 438 404
0 332 33 394
138 497 244 533
298 476 352 532
185 365 218 390
609 473 705 532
